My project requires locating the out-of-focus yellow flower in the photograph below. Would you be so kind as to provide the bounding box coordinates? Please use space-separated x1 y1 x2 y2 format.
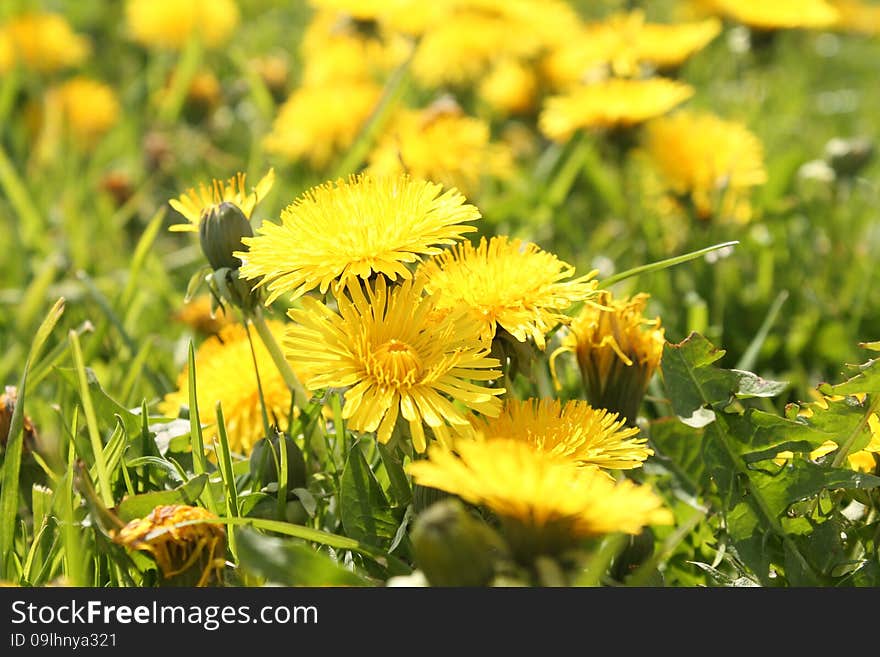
300 9 412 85
469 398 652 471
411 0 581 87
126 0 239 50
540 77 694 142
478 58 539 116
285 276 504 452
238 174 480 304
160 321 293 456
641 110 767 222
168 169 275 232
45 77 120 148
0 12 90 73
407 439 672 561
417 235 599 350
830 1 880 35
172 295 235 336
701 0 839 30
366 99 514 196
0 31 13 73
113 505 226 586
544 11 721 85
552 290 665 424
263 80 382 169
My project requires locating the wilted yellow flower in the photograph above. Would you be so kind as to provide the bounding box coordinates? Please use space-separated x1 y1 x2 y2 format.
553 290 665 424
478 58 539 115
417 235 598 350
408 439 673 561
238 174 480 304
126 0 240 50
411 0 581 87
45 78 120 148
543 11 721 85
704 0 839 30
366 99 514 196
642 110 767 222
113 505 226 586
168 169 275 232
831 1 880 35
285 276 504 452
263 80 382 169
469 398 652 470
0 12 90 73
159 321 293 456
540 77 694 142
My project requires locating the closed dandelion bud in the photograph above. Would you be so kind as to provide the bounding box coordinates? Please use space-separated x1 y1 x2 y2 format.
411 499 506 587
199 201 254 271
555 291 664 425
249 432 307 491
824 136 874 179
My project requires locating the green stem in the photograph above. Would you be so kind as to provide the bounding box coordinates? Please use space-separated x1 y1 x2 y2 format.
831 394 880 469
250 307 310 410
599 241 739 289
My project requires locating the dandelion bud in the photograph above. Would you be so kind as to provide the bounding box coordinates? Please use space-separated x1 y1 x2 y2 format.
0 386 38 453
249 432 307 491
411 499 507 587
558 291 665 425
198 201 253 271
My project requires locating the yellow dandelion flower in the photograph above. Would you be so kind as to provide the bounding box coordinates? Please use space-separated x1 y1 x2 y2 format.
411 0 581 87
300 9 411 85
172 294 234 336
285 276 504 453
113 505 226 586
408 439 673 560
159 321 293 456
263 80 382 169
831 1 880 36
642 110 767 222
705 0 839 30
540 77 695 142
478 58 539 116
238 174 480 304
552 290 665 424
0 31 14 74
1 12 90 73
45 77 120 148
125 0 240 50
469 398 652 470
417 235 598 350
543 11 721 85
168 168 275 232
365 100 514 196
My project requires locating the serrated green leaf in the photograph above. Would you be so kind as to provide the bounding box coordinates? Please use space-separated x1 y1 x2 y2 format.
235 527 370 586
819 357 880 395
340 443 401 547
116 474 208 523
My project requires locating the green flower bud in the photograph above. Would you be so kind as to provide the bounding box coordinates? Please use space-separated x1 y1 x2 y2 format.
411 498 508 587
249 432 307 491
199 201 253 271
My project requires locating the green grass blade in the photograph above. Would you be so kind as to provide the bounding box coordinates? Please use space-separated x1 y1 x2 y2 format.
599 241 740 289
69 330 115 508
0 297 64 580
